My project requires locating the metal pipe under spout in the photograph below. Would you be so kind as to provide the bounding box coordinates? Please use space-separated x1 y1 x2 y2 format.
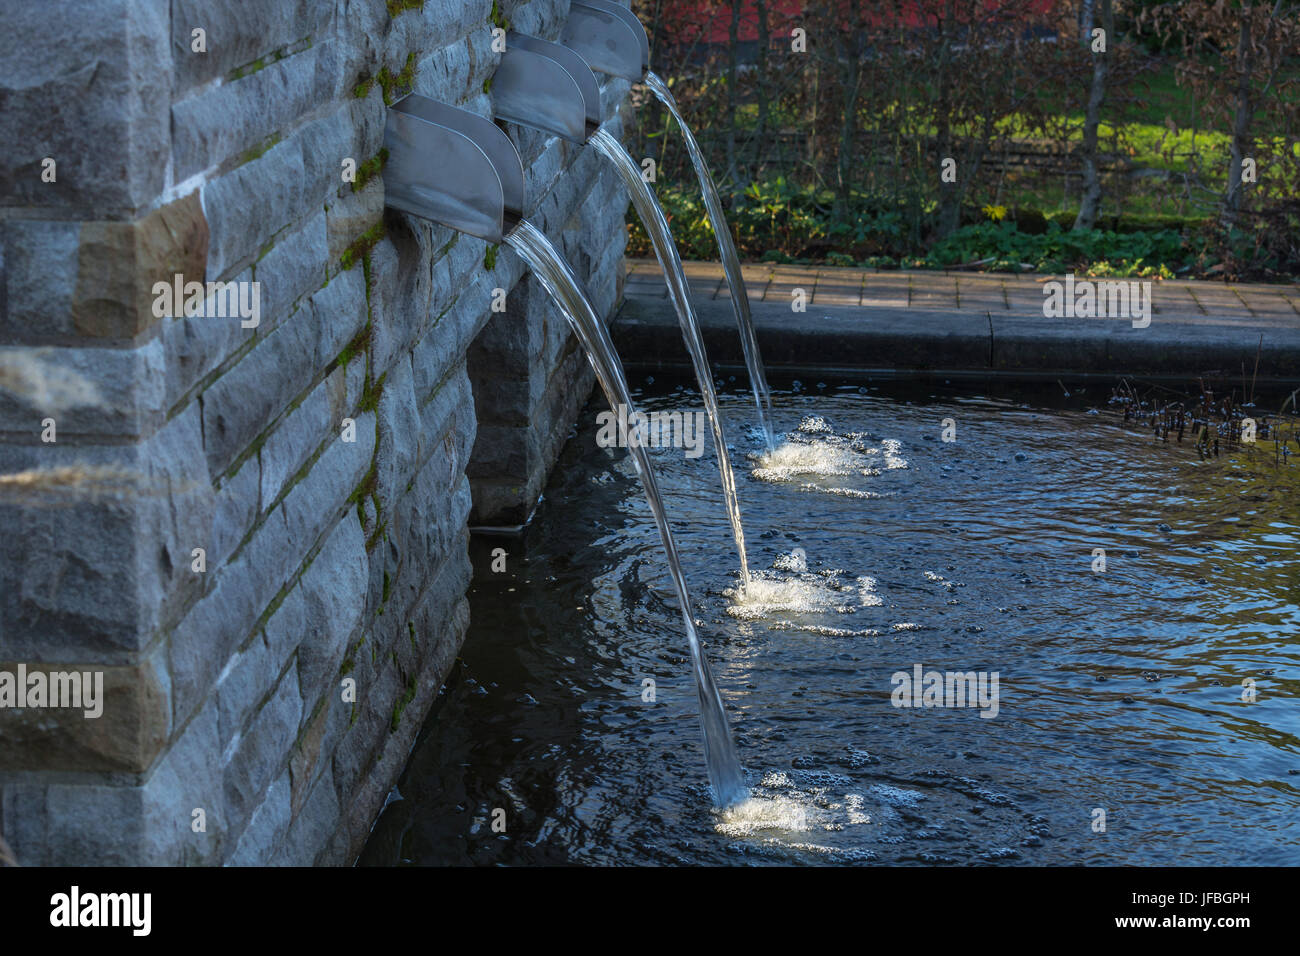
382 95 525 243
560 0 649 81
492 33 602 143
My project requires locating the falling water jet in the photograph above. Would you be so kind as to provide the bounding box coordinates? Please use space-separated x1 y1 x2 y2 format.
562 0 776 450
383 94 747 807
507 222 747 807
493 32 753 590
588 128 752 587
641 71 774 451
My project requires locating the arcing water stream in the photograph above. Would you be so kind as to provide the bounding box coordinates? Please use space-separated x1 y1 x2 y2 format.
644 71 774 450
591 127 752 589
505 221 748 807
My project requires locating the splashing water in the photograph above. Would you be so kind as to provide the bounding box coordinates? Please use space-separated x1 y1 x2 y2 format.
748 415 909 498
591 126 752 588
505 220 747 807
724 549 885 636
644 71 775 451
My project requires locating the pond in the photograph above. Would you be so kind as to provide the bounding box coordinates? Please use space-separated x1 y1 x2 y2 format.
361 374 1300 866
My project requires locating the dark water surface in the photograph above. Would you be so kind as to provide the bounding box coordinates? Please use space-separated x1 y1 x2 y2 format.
362 376 1300 866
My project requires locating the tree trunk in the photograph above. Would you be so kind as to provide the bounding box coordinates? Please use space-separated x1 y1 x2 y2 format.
1074 0 1112 231
726 0 741 183
835 53 862 220
935 2 960 238
753 0 770 176
1223 4 1255 227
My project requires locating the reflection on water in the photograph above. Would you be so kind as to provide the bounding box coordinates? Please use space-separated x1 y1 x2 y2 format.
361 377 1300 866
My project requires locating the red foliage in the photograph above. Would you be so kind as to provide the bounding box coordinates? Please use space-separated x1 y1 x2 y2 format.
654 0 1058 47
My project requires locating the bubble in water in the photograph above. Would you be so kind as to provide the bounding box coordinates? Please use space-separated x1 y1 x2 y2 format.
882 439 909 470
808 484 887 498
856 576 884 606
773 548 808 573
767 621 882 637
797 415 834 435
869 784 925 808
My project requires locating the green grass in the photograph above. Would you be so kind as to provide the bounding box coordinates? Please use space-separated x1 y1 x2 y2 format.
629 181 1198 277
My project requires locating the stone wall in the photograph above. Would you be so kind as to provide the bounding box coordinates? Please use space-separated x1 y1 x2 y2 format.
0 0 629 864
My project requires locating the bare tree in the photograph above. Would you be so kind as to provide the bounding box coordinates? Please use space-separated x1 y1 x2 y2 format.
1074 0 1115 230
1143 0 1300 228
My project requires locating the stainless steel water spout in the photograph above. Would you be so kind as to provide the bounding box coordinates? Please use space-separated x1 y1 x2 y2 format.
560 0 648 82
492 33 602 143
383 95 525 242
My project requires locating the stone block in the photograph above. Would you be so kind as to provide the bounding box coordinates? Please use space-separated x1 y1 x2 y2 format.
265 514 368 710
0 0 170 215
222 664 302 828
0 641 171 774
226 770 291 866
0 221 81 343
169 0 332 96
202 139 306 281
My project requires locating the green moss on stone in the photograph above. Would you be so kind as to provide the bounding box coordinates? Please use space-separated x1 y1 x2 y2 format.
390 677 418 732
351 148 390 193
358 370 387 415
231 57 268 81
340 221 386 272
437 234 460 259
365 521 388 553
238 133 282 167
377 52 418 106
348 458 379 512
335 322 372 368
489 0 510 30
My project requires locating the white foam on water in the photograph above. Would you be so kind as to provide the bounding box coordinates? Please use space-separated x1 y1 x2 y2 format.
869 784 925 808
766 621 883 638
750 440 862 480
804 484 886 498
796 415 835 435
772 549 808 573
725 553 890 637
716 795 814 836
845 793 872 825
882 438 909 470
857 576 883 606
923 570 959 591
724 572 857 620
749 421 907 493
716 769 878 851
